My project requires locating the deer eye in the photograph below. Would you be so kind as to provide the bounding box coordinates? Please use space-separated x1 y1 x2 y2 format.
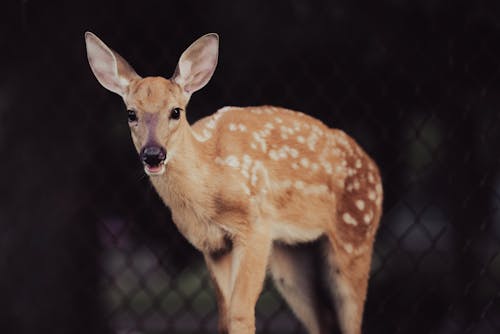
127 109 137 122
170 107 182 120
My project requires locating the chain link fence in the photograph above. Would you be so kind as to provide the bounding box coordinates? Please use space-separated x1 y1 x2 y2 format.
1 0 500 333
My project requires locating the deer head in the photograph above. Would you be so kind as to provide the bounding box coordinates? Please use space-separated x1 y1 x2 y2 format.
85 32 219 175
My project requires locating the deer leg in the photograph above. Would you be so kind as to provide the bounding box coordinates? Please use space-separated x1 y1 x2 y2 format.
268 241 332 334
324 236 374 334
205 252 234 334
227 225 272 334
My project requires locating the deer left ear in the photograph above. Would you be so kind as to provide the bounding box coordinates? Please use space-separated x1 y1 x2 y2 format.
172 33 219 95
85 31 141 97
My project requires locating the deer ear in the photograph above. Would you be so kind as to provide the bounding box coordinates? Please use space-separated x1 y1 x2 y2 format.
85 32 140 97
172 33 219 94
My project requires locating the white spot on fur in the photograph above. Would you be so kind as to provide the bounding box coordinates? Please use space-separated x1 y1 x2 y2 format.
291 162 299 169
368 173 375 184
250 161 267 188
225 155 240 168
322 161 333 174
217 106 235 114
243 154 252 164
297 136 305 143
376 183 382 194
206 119 217 129
364 211 373 224
344 243 353 254
353 180 360 190
238 124 247 132
229 123 237 131
307 132 319 151
303 184 329 195
342 213 358 226
265 122 275 130
241 184 251 195
332 148 341 156
368 190 376 201
275 117 283 124
355 200 365 211
203 129 211 138
300 157 310 168
252 132 267 153
355 159 362 169
193 130 211 142
241 155 252 178
294 180 305 189
276 179 293 188
311 163 319 172
269 150 279 160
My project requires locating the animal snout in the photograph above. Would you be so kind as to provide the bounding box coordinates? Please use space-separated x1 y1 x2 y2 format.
140 145 167 167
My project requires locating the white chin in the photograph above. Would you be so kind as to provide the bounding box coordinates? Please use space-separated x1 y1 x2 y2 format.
144 164 166 176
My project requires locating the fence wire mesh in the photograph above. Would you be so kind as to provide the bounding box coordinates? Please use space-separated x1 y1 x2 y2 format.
1 1 500 333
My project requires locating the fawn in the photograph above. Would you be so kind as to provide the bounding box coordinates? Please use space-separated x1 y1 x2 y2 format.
85 32 382 334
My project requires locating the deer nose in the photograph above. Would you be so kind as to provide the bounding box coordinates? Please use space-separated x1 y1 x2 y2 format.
140 146 167 167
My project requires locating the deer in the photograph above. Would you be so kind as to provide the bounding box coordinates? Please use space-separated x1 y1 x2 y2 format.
85 32 383 334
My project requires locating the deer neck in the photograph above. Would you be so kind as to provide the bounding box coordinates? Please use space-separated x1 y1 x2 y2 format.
149 122 212 214
148 122 226 252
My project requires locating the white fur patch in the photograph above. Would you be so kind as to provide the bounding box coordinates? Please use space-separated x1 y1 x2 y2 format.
271 222 323 244
252 132 267 152
265 122 275 130
307 133 319 151
342 213 357 226
321 161 333 174
206 118 217 129
368 190 376 201
225 155 240 168
363 211 373 224
294 180 305 189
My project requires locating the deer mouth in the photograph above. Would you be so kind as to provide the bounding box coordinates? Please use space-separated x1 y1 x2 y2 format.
144 163 166 176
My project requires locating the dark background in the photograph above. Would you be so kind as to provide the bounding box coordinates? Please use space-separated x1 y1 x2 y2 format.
1 0 500 333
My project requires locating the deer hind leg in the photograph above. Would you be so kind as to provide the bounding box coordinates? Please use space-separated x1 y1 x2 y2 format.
323 236 374 334
268 240 334 334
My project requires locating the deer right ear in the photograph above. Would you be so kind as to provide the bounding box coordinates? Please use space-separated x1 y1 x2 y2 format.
172 33 219 95
84 32 140 97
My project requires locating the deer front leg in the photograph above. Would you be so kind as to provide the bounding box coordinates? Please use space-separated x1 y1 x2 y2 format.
205 252 233 334
228 225 272 334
